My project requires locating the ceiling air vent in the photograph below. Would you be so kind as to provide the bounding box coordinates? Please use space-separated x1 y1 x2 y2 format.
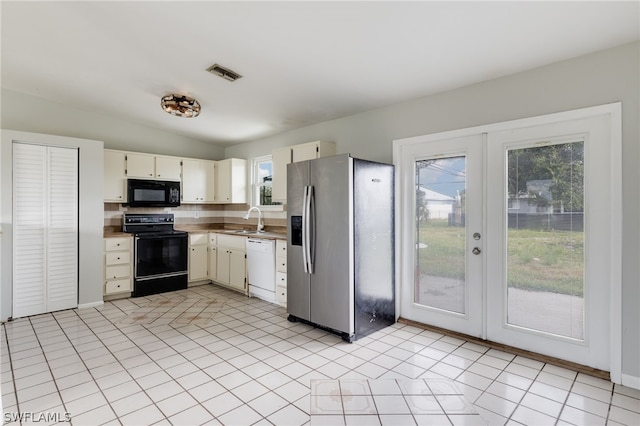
206 64 242 82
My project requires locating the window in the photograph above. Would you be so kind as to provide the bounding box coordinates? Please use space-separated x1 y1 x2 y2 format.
251 155 281 207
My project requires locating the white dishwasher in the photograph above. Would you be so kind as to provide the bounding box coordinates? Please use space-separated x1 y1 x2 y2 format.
246 238 276 303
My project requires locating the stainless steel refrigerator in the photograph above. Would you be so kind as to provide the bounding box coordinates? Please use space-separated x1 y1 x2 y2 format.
287 154 395 342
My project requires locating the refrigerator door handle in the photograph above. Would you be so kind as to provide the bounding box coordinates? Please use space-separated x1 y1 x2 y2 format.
308 185 315 274
302 186 309 273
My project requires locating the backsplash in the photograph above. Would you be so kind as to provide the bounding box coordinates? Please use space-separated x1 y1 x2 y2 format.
104 203 287 229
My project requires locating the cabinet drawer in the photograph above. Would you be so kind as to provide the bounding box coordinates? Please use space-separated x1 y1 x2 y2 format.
275 240 287 257
217 234 246 250
105 278 131 294
105 252 129 266
276 257 287 273
105 237 131 251
208 233 218 245
189 233 208 245
276 285 287 304
105 264 130 280
276 272 287 287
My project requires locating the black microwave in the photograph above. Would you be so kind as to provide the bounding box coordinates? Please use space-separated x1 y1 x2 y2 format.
127 179 181 207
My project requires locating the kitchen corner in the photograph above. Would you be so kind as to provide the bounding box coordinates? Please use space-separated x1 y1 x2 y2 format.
103 203 288 307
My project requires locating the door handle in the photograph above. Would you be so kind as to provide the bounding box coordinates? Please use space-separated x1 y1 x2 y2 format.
472 247 481 255
302 186 309 273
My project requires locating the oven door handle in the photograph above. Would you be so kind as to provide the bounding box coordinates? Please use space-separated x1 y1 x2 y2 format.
134 234 187 240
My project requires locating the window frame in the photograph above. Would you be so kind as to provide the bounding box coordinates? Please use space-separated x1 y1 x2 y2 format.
250 154 283 211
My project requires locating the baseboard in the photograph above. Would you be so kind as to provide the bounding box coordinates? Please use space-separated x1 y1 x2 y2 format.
621 373 640 390
77 301 104 310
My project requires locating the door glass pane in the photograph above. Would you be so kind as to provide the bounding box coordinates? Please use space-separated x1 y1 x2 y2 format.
415 157 466 313
506 142 584 340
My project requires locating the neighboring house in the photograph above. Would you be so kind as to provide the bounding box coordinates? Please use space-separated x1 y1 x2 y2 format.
417 186 455 220
508 179 554 214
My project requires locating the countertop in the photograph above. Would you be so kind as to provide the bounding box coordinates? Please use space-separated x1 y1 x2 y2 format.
104 226 287 241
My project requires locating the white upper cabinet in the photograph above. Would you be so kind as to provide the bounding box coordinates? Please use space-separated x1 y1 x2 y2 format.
125 152 155 178
125 153 181 180
104 149 126 202
104 149 245 204
155 156 182 181
182 159 216 203
216 158 247 204
292 140 336 162
272 141 336 203
271 147 292 203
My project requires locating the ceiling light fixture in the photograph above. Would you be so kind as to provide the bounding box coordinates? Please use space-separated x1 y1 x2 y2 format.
160 94 201 118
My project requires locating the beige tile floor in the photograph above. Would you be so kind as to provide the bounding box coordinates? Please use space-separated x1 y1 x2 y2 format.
1 284 639 426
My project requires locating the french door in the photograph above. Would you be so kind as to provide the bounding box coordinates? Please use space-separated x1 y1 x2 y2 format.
397 134 485 338
396 106 620 371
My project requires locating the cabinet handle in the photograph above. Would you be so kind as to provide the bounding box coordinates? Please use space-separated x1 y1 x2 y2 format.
149 173 153 176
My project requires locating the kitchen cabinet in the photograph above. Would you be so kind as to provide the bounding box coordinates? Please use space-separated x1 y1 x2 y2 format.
125 152 155 178
208 233 217 282
155 156 182 180
292 140 336 162
125 152 181 180
182 159 216 203
104 149 127 202
213 234 247 293
275 239 287 306
104 237 132 297
188 233 209 282
215 158 247 204
271 147 292 203
271 141 335 203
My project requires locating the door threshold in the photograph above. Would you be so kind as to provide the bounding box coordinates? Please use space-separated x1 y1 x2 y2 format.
397 317 610 382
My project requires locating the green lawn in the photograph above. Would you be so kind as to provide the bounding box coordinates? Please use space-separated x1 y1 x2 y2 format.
417 219 584 296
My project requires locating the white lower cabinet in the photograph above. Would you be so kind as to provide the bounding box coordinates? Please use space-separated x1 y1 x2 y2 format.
188 233 209 282
104 237 132 297
275 239 287 307
211 234 247 293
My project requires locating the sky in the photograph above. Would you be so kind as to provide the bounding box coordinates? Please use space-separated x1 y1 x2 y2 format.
418 156 466 198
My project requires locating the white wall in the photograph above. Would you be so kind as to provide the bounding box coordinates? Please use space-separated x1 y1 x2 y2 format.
226 42 640 380
1 130 104 319
0 89 225 160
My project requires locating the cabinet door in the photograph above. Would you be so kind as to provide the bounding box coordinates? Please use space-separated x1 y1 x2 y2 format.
104 150 126 202
216 248 231 284
215 159 231 202
155 156 182 181
208 246 217 281
188 244 208 281
182 159 206 203
126 153 155 178
292 142 319 162
203 160 216 202
228 249 246 291
272 147 291 202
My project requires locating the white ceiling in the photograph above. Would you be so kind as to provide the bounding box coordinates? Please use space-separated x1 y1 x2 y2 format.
2 1 638 146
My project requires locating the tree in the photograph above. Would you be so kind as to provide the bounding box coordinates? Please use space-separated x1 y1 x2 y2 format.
508 142 584 212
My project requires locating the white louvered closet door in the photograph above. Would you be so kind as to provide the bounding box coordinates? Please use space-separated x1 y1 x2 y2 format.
13 143 78 318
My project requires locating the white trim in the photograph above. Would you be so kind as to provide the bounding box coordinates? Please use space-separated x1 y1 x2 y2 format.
608 103 623 384
77 301 104 310
621 374 640 390
393 102 622 383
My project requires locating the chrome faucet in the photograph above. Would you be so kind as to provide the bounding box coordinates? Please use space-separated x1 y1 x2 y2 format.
243 206 264 233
